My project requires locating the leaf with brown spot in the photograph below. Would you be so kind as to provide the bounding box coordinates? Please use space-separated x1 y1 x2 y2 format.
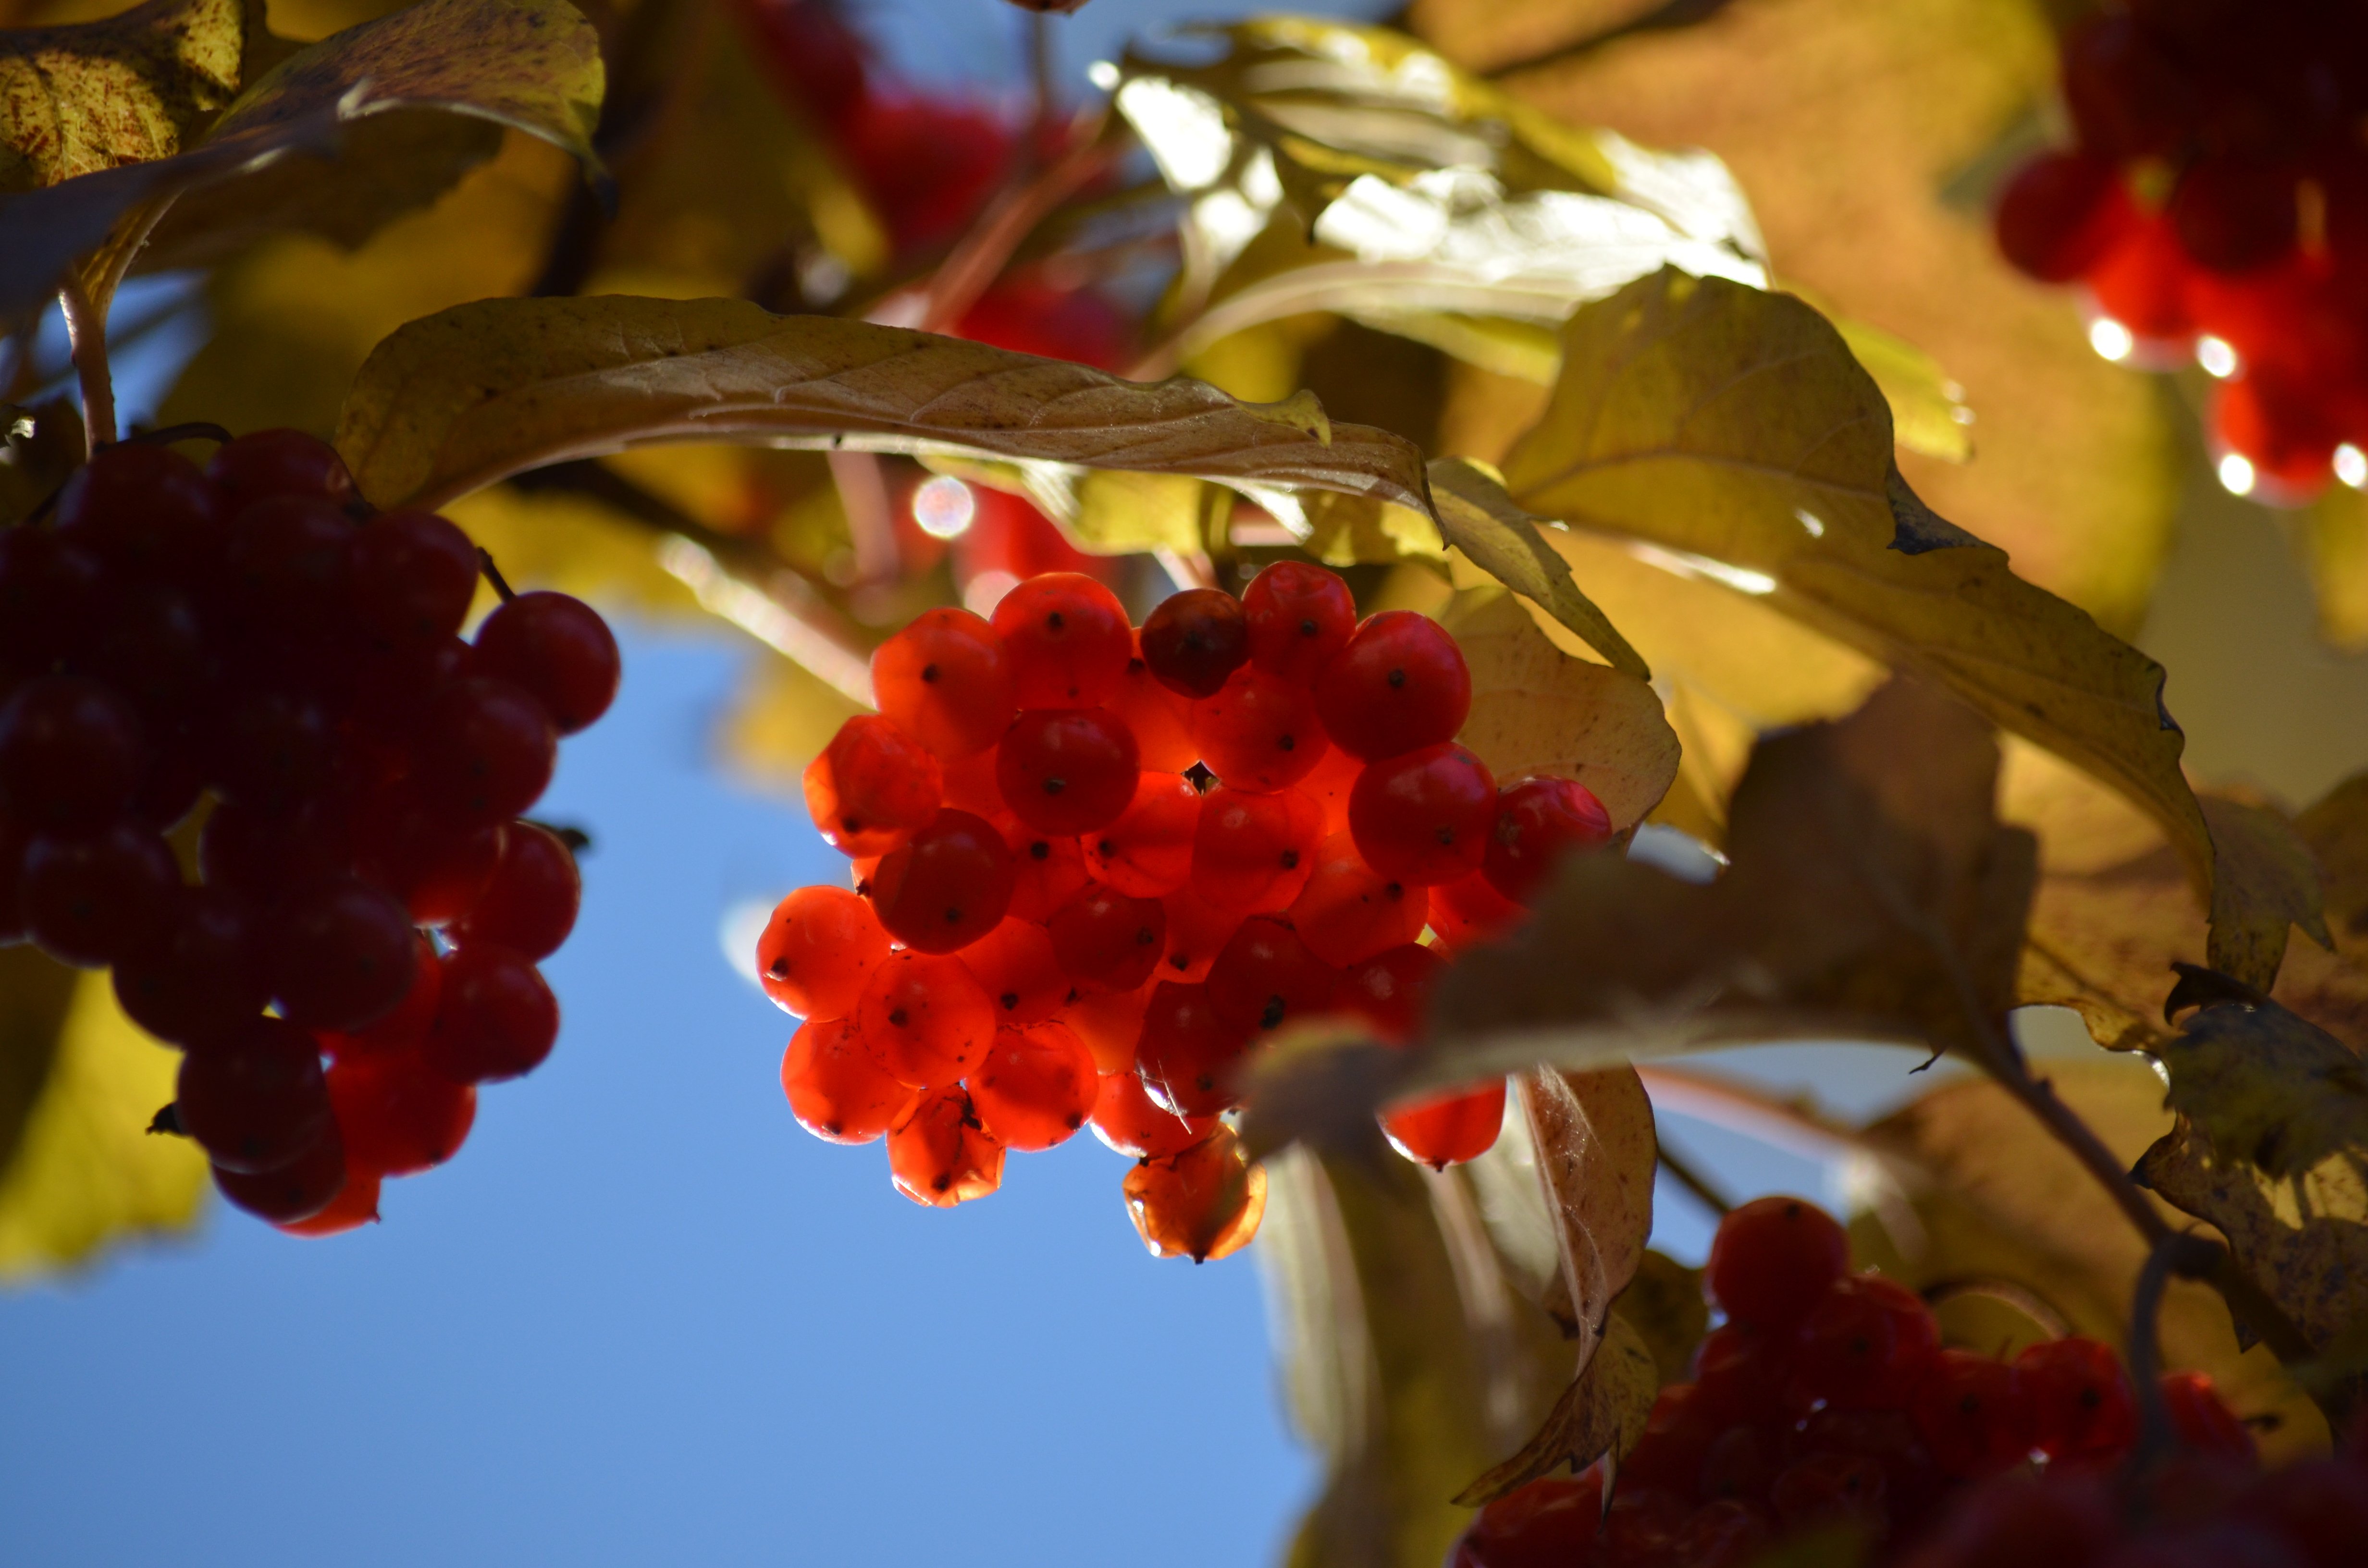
1518 1066 1657 1353
2201 796 2335 992
2156 1000 2368 1183
0 0 252 193
2299 772 2368 965
1452 1310 1658 1507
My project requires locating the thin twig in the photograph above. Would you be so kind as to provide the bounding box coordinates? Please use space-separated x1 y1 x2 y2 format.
908 109 1115 335
56 280 115 454
478 548 518 603
2127 1231 2223 1469
1656 1140 1732 1217
826 448 900 585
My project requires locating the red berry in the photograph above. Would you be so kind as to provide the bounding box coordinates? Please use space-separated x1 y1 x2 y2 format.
1912 1348 2035 1478
2087 214 2198 354
2212 371 2339 504
989 571 1132 709
77 582 206 719
1483 775 1612 904
1620 1381 1723 1494
0 676 146 834
1047 881 1167 992
992 811 1090 922
870 607 1015 760
886 1086 1004 1206
0 529 102 672
330 931 444 1057
968 1019 1098 1150
472 590 619 735
780 1015 914 1144
1429 868 1525 948
21 821 177 966
1190 783 1322 912
1348 740 1496 886
2233 1459 2368 1568
804 714 945 857
1108 640 1198 771
1995 150 2135 282
417 676 557 824
1059 981 1154 1075
1769 1450 1889 1538
54 442 226 580
1313 610 1469 761
955 916 1067 1026
1205 914 1337 1036
2163 1370 2255 1463
200 797 348 908
869 808 1015 954
1243 561 1356 685
1158 885 1243 983
1089 1068 1214 1159
1381 1079 1505 1168
2171 156 2300 275
1139 587 1249 698
268 876 417 1032
2016 1336 2138 1466
328 1047 476 1175
1332 942 1444 1044
756 885 889 1018
1297 740 1361 836
1189 666 1328 792
176 1016 332 1173
202 689 333 814
1447 1472 1603 1568
1135 980 1250 1117
1122 1124 1264 1261
111 885 268 1047
450 822 580 960
1706 1194 1852 1331
275 1152 381 1236
1912 1473 2115 1568
1692 1320 1789 1425
351 792 505 927
420 942 558 1082
205 427 358 507
221 494 357 631
937 746 1005 818
1083 771 1198 896
349 510 480 645
1601 1488 1687 1564
2060 12 2194 162
857 949 995 1087
1286 829 1429 967
1790 1274 1941 1410
994 707 1139 835
212 1127 348 1225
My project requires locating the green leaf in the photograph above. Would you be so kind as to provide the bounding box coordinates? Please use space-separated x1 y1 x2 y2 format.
334 296 1437 519
1430 458 1649 680
1499 269 2213 894
0 0 252 192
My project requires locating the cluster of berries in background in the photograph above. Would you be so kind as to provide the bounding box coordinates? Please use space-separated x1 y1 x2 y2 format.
0 429 619 1234
1995 0 2368 503
1453 1195 2368 1568
754 562 1613 1259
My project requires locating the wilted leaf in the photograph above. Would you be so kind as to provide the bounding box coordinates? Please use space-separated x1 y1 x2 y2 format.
1452 1310 1657 1507
1610 1250 1709 1387
0 0 251 191
1501 269 2209 894
2198 796 2337 992
1515 1066 1656 1354
1430 458 1648 679
1443 588 1677 833
2156 1000 2368 1182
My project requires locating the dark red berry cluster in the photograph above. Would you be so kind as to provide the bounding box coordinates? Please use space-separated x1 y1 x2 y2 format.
755 564 1613 1255
0 429 619 1234
1994 1 2368 502
1447 1195 2352 1568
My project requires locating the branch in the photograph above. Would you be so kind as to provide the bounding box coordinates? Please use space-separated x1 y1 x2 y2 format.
56 280 115 454
1656 1139 1732 1217
908 109 1116 335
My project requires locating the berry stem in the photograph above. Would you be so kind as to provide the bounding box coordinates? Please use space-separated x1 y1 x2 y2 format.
1657 1139 1733 1217
478 548 518 604
2126 1231 2223 1471
57 278 116 454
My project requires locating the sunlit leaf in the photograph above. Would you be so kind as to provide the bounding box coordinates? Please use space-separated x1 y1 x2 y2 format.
1430 458 1648 679
0 0 252 192
1452 1309 1656 1507
1515 1065 1656 1351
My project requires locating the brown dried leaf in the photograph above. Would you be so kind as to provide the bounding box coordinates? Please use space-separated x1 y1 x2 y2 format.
1453 1310 1658 1507
1519 1066 1657 1355
2201 796 2335 992
2156 1000 2368 1182
1607 1248 1707 1388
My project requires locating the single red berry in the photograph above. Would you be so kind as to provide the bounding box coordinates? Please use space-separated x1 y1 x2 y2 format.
1084 771 1198 896
206 428 358 507
1912 1348 2035 1478
1692 1320 1789 1424
329 931 444 1057
21 821 178 967
2162 1371 2256 1463
0 675 147 834
1135 980 1251 1118
968 1019 1098 1151
886 1086 1005 1207
1139 587 1250 698
54 442 227 581
1769 1450 1889 1538
1205 914 1337 1036
870 607 1015 759
1382 1079 1505 1168
994 707 1139 835
1483 776 1612 905
1789 1274 1942 1410
274 1152 382 1236
2086 214 2197 353
472 590 621 735
268 876 417 1032
449 822 580 960
955 917 1068 1025
1706 1194 1852 1331
1191 783 1322 913
989 571 1132 709
1108 640 1198 772
176 1016 333 1173
1189 666 1329 792
1059 981 1154 1075
1287 830 1429 967
0 529 103 672
1995 150 2135 282
858 949 995 1088
2016 1336 2138 1467
221 494 358 632
2211 371 2341 504
869 808 1016 954
1348 741 1496 887
420 942 558 1083
1122 1124 1265 1261
780 1015 915 1144
328 1047 476 1176
416 676 558 825
1158 885 1243 983
804 714 945 857
76 582 207 719
1620 1382 1724 1493
212 1127 349 1225
1089 1068 1215 1159
111 884 269 1047
992 811 1090 923
349 510 480 645
1243 560 1356 686
1333 942 1444 1044
756 884 889 1019
1429 869 1525 949
1313 610 1469 761
1447 1472 1603 1568
1047 882 1167 992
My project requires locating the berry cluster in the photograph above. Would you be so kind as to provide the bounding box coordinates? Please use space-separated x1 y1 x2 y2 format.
1447 1195 2361 1568
0 429 619 1234
1994 1 2368 502
755 564 1613 1256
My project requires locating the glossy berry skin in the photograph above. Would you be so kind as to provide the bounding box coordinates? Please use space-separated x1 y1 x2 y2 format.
417 676 557 825
968 1020 1098 1151
1287 830 1429 968
1706 1194 1852 1331
0 676 147 834
2162 1371 2255 1463
275 1157 381 1236
1158 886 1243 984
205 427 358 507
1314 610 1470 761
869 808 1014 954
1348 741 1496 887
1083 772 1198 896
54 443 225 581
472 591 621 735
1059 981 1154 1075
327 1048 477 1176
1912 1348 2034 1478
886 1086 1004 1207
330 931 443 1057
1108 642 1197 772
1047 882 1167 992
1189 667 1328 793
450 822 580 960
1139 588 1249 698
994 813 1090 923
111 885 269 1047
1333 942 1444 1044
1995 150 2133 283
994 708 1139 835
1242 560 1357 686
1191 784 1322 913
990 571 1132 709
1484 776 1613 905
1123 1126 1265 1261
1382 1080 1505 1169
803 714 945 857
2016 1335 2138 1466
1297 741 1361 835
268 876 417 1032
956 917 1068 1026
21 822 178 967
1429 869 1525 949
857 949 995 1088
1447 1472 1603 1568
212 1129 348 1225
869 607 1015 759
421 943 558 1083
1135 980 1251 1118
1089 1068 1215 1159
938 747 1004 819
780 1015 914 1144
176 1016 333 1173
1789 1274 1941 1411
1205 915 1337 1035
349 511 480 645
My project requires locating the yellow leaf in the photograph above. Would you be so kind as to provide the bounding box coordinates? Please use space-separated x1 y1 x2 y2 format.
2156 999 2368 1182
1516 1065 1657 1354
0 0 250 191
2304 488 2368 651
1431 458 1648 679
1454 1310 1658 1507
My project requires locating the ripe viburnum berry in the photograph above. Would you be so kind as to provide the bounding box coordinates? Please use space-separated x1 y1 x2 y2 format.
421 943 559 1083
1191 783 1323 913
1135 980 1250 1117
1047 882 1167 992
1912 1348 2035 1479
111 885 270 1047
472 591 621 735
993 812 1090 922
1381 1079 1505 1169
2016 1336 2139 1467
1994 150 2133 283
1083 772 1198 896
857 949 995 1088
349 510 480 646
177 1016 333 1173
1332 942 1443 1043
2161 1371 2256 1463
1060 980 1154 1075
212 1127 349 1225
1139 587 1249 698
1158 885 1243 983
870 607 1016 759
968 1021 1098 1151
780 1016 915 1144
1109 648 1198 772
1122 1126 1265 1261
1313 610 1469 761
1788 1274 1942 1411
1089 1068 1215 1159
275 1156 381 1236
206 427 358 507
755 884 888 1019
21 821 178 967
2169 155 2299 276
54 442 225 580
939 747 1005 818
327 932 443 1057
1446 1472 1604 1568
994 707 1140 835
803 714 945 857
268 877 419 1032
417 676 558 825
955 917 1068 1025
1706 1194 1852 1331
886 1086 1005 1207
868 808 1015 954
0 676 147 834
328 1048 477 1176
1205 915 1337 1035
990 570 1133 709
1297 742 1361 836
1483 776 1612 904
1189 667 1329 792
1347 741 1497 886
1287 830 1429 967
1242 560 1356 685
450 822 580 960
